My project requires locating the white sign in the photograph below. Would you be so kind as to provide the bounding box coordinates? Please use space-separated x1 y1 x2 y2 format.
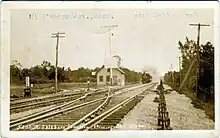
104 55 117 68
92 72 96 76
25 76 30 87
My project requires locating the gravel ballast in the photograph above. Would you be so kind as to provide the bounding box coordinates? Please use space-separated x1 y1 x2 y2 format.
163 85 214 130
113 84 214 130
112 85 158 130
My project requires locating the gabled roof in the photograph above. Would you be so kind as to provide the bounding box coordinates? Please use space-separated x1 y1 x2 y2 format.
96 65 125 75
117 67 126 74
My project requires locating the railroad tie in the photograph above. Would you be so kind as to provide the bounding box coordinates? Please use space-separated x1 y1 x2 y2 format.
157 109 162 126
156 83 172 130
99 108 103 112
102 104 107 108
165 118 172 130
85 118 91 123
94 111 99 116
90 114 95 119
164 112 172 130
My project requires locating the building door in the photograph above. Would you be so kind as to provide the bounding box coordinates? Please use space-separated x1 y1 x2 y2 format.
113 76 117 85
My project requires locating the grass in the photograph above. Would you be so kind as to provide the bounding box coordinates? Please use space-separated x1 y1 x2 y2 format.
165 82 215 121
10 87 54 98
10 82 98 97
59 82 97 90
10 87 25 97
10 82 138 101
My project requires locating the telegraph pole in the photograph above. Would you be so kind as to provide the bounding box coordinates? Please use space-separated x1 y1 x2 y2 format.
102 25 118 87
170 64 174 85
51 32 65 93
189 23 209 95
179 56 181 86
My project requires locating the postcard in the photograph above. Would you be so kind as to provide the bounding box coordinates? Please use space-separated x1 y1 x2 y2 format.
0 1 219 138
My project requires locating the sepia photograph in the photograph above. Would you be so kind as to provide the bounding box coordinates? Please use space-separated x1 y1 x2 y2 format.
0 2 219 138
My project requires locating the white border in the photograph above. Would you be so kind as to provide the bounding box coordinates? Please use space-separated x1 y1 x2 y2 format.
1 1 219 138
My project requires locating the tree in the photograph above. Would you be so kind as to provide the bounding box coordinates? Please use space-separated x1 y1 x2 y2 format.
40 60 52 79
178 37 197 76
20 68 29 81
177 37 198 90
11 60 23 69
164 37 214 101
121 67 142 83
10 60 143 85
10 60 23 84
198 42 214 100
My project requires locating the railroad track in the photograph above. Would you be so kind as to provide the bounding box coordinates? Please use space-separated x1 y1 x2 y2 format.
10 89 85 106
10 89 89 112
10 94 85 113
10 97 107 130
88 84 155 131
10 84 141 113
65 83 157 131
10 83 146 131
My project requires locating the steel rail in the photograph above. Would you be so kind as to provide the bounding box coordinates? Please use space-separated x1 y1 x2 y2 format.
63 82 157 131
10 84 136 129
10 89 87 106
85 83 157 130
10 94 83 110
10 88 115 113
10 94 87 125
63 91 111 131
11 83 152 130
82 83 157 131
10 96 106 130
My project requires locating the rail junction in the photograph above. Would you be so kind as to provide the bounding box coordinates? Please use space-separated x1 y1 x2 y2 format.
10 82 158 131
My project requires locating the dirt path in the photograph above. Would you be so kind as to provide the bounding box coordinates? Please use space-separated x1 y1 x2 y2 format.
113 84 214 130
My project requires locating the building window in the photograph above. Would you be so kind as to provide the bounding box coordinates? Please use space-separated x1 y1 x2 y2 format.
99 76 103 82
107 68 110 72
106 75 110 82
113 76 117 85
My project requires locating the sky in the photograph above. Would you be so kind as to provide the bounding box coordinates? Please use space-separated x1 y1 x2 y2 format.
10 9 214 76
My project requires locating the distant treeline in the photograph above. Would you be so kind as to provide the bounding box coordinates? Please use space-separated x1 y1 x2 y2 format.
10 60 142 85
164 38 214 102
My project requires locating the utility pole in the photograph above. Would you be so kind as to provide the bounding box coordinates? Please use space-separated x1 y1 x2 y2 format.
179 59 197 92
51 32 65 93
170 64 174 85
102 25 118 87
179 56 181 86
189 23 209 95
